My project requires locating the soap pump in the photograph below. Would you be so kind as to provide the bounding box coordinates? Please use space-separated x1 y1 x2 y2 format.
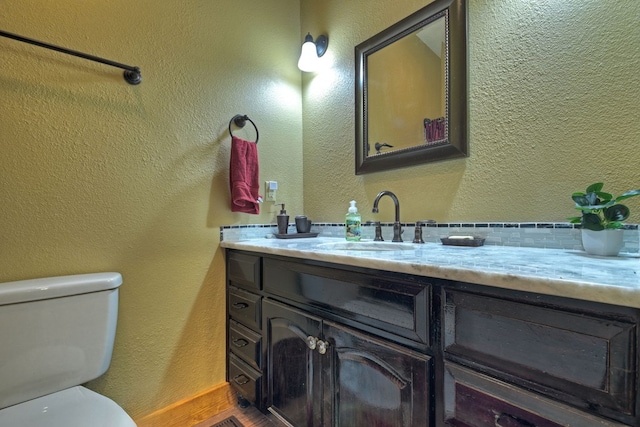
277 203 289 235
345 200 362 241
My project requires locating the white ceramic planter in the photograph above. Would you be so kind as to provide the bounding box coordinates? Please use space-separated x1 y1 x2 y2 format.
581 228 624 257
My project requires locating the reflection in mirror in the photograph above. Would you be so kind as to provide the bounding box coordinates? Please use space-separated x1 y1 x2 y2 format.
355 0 467 174
367 17 446 154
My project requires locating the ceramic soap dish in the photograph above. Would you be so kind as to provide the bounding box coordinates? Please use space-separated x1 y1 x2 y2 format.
441 236 485 247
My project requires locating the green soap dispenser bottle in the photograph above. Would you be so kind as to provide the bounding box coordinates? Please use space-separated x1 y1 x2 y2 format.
345 200 361 241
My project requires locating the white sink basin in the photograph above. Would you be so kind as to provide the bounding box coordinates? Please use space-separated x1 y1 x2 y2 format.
316 241 419 251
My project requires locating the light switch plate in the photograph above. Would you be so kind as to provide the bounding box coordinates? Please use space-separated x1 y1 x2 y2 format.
265 181 278 202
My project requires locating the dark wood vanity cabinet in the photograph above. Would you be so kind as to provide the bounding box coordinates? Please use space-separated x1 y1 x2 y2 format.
226 251 263 406
262 299 323 426
263 298 431 427
261 257 433 426
441 286 638 427
225 250 640 427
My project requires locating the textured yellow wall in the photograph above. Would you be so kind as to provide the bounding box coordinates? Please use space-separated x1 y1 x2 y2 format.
0 0 302 418
301 0 640 224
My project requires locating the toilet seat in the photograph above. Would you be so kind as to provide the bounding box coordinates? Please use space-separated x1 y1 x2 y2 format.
0 386 136 427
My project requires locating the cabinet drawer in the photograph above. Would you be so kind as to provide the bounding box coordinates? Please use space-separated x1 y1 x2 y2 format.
264 258 430 345
228 353 262 406
443 363 627 427
228 287 261 331
443 289 637 421
229 319 262 370
227 251 261 291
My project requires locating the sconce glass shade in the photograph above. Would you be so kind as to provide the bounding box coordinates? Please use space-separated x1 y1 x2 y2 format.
297 33 329 72
298 38 318 72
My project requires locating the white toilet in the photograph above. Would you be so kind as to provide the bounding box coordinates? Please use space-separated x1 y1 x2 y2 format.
0 272 136 426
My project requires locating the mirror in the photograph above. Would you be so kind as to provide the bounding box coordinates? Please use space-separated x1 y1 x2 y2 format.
355 0 468 174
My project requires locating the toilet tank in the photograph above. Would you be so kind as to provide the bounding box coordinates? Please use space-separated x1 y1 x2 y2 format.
0 273 122 410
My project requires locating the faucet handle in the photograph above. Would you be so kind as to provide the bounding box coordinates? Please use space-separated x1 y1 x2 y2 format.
413 227 424 244
413 220 435 244
365 220 384 241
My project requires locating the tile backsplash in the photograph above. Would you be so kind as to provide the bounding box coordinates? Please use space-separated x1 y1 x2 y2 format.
221 222 640 254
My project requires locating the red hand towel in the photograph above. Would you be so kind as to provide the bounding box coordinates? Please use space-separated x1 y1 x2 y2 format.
230 136 260 214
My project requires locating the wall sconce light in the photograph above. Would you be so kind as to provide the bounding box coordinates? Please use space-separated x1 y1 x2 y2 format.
297 33 329 72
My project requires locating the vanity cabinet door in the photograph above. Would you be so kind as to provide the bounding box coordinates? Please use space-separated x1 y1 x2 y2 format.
228 286 261 331
323 320 432 427
442 288 638 425
443 363 628 427
228 251 261 291
229 353 262 406
263 258 430 346
229 320 262 370
263 299 323 427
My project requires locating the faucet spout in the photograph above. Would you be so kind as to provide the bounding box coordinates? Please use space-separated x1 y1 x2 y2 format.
372 190 402 242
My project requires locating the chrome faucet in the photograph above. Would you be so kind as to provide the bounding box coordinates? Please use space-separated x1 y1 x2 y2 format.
372 190 402 242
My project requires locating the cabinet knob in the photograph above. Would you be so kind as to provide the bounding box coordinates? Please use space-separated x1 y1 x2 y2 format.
306 336 318 350
317 340 329 355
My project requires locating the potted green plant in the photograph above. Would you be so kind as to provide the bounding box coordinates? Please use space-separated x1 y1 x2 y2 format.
568 182 640 256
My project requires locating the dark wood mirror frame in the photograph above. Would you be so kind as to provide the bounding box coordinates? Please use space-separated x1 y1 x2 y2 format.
355 0 468 175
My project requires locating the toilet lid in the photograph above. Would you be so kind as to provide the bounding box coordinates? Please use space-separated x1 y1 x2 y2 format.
0 386 136 427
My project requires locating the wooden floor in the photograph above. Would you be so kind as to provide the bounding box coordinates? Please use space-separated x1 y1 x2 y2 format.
193 404 286 427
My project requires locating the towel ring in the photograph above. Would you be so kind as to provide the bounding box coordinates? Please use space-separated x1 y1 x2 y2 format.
228 114 259 144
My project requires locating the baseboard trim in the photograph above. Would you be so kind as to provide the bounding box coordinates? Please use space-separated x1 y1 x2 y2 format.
135 382 235 427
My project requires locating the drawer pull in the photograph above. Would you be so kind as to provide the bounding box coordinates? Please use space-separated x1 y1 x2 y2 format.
232 338 249 348
233 374 250 385
232 302 249 310
306 336 317 350
317 340 329 355
494 412 535 427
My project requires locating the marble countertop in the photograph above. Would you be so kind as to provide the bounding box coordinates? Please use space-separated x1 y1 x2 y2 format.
221 237 640 309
